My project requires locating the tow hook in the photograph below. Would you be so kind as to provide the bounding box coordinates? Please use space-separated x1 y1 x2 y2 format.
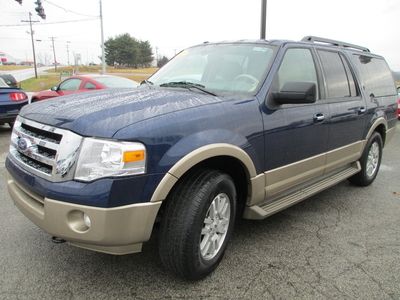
51 236 66 244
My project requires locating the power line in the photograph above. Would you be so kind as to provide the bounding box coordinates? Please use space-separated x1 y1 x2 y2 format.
43 0 98 18
0 17 98 27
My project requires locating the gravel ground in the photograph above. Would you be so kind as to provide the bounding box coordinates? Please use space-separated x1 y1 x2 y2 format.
0 122 399 300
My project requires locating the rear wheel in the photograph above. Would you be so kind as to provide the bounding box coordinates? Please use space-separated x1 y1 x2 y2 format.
158 169 237 280
349 132 383 186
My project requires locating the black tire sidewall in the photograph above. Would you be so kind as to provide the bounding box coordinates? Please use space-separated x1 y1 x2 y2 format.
360 132 383 184
190 174 237 278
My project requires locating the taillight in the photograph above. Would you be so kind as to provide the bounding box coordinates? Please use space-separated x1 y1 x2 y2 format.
9 92 28 101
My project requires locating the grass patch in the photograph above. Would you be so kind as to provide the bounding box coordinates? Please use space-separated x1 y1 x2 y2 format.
21 74 60 92
56 66 157 75
19 66 156 91
107 67 158 74
0 65 31 71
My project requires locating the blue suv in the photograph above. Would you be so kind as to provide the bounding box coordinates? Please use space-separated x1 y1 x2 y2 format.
6 36 398 279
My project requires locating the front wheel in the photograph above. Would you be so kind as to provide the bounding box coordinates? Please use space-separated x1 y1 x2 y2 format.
158 169 237 280
349 132 383 186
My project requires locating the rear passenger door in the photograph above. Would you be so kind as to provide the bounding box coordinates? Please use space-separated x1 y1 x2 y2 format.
316 50 367 173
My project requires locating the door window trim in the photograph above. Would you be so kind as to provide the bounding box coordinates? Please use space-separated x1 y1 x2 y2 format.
266 46 323 109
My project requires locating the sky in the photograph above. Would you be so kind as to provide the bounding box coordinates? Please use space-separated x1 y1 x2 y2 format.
1 0 400 70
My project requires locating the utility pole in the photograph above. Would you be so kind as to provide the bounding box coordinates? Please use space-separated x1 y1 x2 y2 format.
99 0 106 74
21 13 39 78
260 0 267 39
66 41 71 66
50 36 57 71
155 47 159 65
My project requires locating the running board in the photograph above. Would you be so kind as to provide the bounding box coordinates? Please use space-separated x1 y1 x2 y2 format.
243 162 361 220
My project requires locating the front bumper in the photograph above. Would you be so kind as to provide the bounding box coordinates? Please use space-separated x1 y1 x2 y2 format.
7 172 161 255
0 112 18 124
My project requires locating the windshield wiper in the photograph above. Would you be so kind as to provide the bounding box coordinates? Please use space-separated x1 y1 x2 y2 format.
140 79 154 86
159 81 217 96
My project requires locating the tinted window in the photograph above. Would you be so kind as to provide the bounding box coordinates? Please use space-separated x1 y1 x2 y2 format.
318 50 351 98
59 78 82 91
341 53 358 97
84 82 97 89
273 48 318 97
351 55 396 97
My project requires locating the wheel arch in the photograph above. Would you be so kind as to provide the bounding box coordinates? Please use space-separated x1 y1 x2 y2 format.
365 117 387 146
150 144 261 211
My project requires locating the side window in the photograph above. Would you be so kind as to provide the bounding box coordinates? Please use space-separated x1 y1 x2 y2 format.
351 55 396 97
59 79 82 91
84 82 97 89
340 53 358 97
318 50 351 98
273 48 318 98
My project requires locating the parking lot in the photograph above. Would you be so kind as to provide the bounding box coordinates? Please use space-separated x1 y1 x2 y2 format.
0 123 399 299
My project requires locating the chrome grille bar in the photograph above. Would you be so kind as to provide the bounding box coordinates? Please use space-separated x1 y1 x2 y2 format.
9 116 83 182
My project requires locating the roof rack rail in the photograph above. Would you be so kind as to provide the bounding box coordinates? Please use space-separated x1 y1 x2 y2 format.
301 36 370 52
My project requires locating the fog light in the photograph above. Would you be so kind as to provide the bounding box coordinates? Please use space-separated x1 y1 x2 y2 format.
83 213 92 228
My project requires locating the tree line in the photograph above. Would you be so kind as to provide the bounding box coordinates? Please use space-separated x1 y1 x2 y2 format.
105 33 153 68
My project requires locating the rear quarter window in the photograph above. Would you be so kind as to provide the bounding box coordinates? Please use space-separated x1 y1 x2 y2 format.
351 55 396 97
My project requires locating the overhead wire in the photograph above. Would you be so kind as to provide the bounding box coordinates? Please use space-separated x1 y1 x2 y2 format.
0 18 98 27
42 0 98 18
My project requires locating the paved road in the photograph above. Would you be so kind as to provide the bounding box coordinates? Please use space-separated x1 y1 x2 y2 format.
0 66 53 82
0 123 399 299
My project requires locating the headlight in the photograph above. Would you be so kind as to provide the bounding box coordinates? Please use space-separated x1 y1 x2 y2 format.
74 138 146 182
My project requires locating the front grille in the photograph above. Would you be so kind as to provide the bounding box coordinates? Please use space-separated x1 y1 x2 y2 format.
21 122 62 144
9 117 83 182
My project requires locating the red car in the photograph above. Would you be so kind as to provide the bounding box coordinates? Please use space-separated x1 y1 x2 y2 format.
31 74 139 102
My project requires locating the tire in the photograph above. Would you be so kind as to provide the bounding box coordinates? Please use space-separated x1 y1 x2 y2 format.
349 132 383 186
158 169 237 280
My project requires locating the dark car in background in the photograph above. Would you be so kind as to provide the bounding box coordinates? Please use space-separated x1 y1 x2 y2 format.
31 74 139 102
0 74 18 89
0 78 28 127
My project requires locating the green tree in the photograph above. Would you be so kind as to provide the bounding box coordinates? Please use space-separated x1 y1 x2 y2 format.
157 56 169 68
104 33 153 68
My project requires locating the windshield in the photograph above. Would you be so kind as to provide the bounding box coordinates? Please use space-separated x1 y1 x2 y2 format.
0 78 9 88
95 76 139 88
149 43 276 95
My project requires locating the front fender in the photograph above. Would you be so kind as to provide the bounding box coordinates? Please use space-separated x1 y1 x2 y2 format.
157 129 261 174
150 142 259 203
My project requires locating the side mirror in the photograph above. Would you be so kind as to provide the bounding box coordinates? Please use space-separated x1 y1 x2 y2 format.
273 82 316 104
50 86 58 91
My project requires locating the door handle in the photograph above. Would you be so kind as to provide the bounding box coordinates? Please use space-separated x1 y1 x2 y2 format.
313 113 325 122
358 106 366 114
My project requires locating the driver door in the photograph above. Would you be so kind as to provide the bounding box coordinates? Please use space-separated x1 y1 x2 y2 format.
262 47 330 200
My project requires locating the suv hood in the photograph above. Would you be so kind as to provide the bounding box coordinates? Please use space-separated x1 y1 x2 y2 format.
20 88 221 137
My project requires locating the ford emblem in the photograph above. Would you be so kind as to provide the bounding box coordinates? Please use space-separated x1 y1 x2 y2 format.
17 138 29 152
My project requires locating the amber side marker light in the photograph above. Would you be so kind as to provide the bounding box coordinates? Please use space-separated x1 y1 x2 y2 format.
123 150 145 163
